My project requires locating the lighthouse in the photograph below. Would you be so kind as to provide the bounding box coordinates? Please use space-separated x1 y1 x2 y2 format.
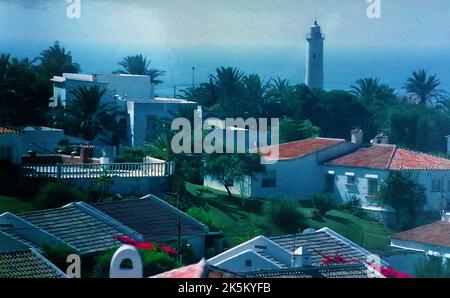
305 21 324 89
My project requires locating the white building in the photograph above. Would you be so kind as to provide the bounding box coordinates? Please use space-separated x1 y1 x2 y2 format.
50 73 196 148
204 136 359 199
305 21 324 89
326 143 450 212
0 126 64 164
208 227 387 275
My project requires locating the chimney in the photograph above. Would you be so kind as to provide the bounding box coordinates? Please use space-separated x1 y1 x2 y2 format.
351 129 364 145
371 133 389 145
80 144 94 163
442 211 450 222
292 247 312 268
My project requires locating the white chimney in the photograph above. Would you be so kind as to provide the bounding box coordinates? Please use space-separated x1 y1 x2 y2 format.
292 247 312 268
371 133 389 145
351 129 364 145
442 212 450 222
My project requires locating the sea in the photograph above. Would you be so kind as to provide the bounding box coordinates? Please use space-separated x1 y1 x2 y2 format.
2 40 450 98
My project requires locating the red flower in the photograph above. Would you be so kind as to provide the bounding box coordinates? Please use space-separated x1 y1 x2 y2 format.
161 246 177 255
113 235 139 245
136 242 154 251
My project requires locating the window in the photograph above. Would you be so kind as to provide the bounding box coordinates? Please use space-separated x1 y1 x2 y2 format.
367 178 378 196
432 179 443 193
0 146 13 161
245 259 252 267
346 173 356 185
325 173 335 193
261 169 276 188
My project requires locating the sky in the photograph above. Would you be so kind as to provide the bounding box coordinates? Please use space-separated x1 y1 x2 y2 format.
1 0 450 50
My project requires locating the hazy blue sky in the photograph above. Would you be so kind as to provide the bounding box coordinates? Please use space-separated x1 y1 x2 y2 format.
1 0 450 49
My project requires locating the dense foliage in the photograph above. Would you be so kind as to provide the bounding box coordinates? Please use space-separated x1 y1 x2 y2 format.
35 182 86 209
377 171 427 229
263 200 307 234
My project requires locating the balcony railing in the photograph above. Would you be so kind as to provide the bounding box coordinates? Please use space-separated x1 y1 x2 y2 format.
21 162 175 179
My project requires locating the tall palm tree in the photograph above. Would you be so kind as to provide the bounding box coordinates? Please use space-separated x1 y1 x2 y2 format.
404 69 445 105
263 77 292 118
435 95 450 117
115 54 165 85
39 41 80 78
350 78 396 102
66 86 115 141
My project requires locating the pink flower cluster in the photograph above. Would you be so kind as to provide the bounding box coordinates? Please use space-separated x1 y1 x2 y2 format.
322 254 412 278
113 235 177 255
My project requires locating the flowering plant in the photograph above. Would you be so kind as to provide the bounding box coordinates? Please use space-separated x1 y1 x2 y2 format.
113 235 177 255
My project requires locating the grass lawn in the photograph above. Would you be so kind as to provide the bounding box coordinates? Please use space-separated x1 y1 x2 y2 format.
185 183 396 251
0 196 33 214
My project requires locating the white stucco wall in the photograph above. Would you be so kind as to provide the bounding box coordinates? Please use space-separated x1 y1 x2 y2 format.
128 100 196 147
327 166 450 212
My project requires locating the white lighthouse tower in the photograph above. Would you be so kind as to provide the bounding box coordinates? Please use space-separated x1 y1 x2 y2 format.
305 21 324 89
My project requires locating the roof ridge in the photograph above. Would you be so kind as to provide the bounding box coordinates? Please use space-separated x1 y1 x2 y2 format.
386 145 398 169
74 202 143 241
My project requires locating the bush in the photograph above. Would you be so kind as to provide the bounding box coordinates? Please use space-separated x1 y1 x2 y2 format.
186 207 216 229
41 243 78 272
263 200 307 234
34 182 86 209
92 247 180 278
312 194 334 217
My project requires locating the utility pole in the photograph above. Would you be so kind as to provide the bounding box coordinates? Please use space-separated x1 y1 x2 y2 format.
192 67 195 87
173 85 177 99
166 191 182 262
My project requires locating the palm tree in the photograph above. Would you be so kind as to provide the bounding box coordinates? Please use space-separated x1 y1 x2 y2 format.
39 41 80 78
115 54 165 85
350 78 396 102
211 67 244 98
264 77 292 118
435 95 450 117
65 86 115 141
404 69 445 105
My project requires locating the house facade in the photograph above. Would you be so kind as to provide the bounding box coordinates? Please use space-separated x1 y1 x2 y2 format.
204 136 360 199
207 227 388 276
326 144 450 212
50 73 197 149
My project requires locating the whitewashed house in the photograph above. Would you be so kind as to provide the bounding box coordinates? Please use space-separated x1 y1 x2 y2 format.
207 227 387 277
50 73 196 148
0 126 65 164
326 143 450 212
204 135 359 199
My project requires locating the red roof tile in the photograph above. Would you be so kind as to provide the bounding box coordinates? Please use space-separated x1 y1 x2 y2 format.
328 144 450 170
390 148 450 170
391 221 450 248
149 259 240 278
0 126 21 135
261 138 345 161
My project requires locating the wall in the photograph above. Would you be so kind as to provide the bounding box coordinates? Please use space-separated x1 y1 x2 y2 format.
21 128 65 155
128 100 196 147
67 176 168 196
0 133 22 164
381 251 428 276
328 166 450 212
95 74 154 100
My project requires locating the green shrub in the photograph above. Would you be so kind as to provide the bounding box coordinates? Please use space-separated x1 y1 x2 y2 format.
34 182 85 209
92 247 180 278
312 194 334 217
263 200 307 234
186 207 216 229
41 243 78 272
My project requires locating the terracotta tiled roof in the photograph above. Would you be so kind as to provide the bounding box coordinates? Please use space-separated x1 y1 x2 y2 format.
261 138 345 161
149 259 241 278
328 144 450 170
391 221 450 248
0 126 21 135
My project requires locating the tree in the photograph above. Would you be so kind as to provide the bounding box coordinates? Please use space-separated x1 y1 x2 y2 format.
210 67 245 117
202 153 264 197
65 86 117 141
115 54 165 85
263 77 292 118
38 41 80 78
312 194 334 217
278 117 320 143
0 53 51 125
414 256 450 278
404 69 445 106
377 171 426 228
351 78 396 102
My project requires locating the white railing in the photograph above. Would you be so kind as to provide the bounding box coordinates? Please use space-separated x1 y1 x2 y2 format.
21 162 175 179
